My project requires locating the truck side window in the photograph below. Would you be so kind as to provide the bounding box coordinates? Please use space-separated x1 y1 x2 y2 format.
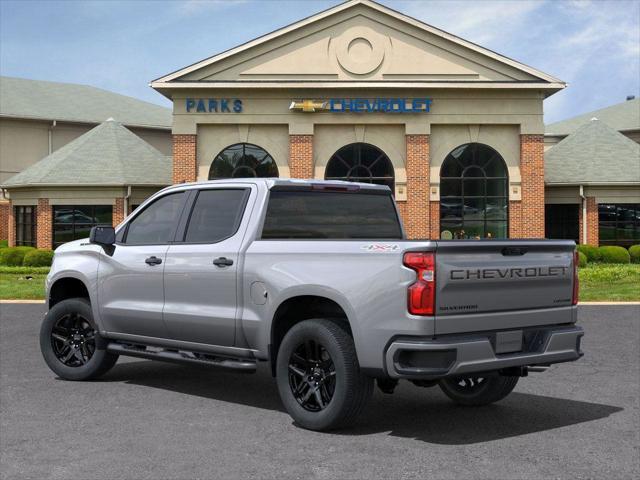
124 192 184 245
183 189 249 243
262 191 403 239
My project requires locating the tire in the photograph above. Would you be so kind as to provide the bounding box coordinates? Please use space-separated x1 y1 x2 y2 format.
276 318 373 431
40 298 118 381
439 373 518 406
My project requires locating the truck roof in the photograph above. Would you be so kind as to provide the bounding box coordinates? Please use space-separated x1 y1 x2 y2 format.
162 178 392 193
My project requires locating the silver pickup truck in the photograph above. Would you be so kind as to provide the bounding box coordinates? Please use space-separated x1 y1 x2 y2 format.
40 179 583 431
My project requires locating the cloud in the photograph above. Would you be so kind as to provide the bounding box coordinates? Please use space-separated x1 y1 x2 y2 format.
391 0 639 122
397 0 544 46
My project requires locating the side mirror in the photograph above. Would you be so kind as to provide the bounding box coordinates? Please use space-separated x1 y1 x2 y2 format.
89 225 115 246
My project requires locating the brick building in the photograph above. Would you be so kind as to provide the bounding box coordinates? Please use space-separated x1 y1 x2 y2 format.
544 99 640 247
150 0 566 241
2 0 638 248
0 76 172 248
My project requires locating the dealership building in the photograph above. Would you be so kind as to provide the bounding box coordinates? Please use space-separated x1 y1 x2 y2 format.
1 0 638 248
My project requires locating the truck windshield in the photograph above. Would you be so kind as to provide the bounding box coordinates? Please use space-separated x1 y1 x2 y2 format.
261 190 403 239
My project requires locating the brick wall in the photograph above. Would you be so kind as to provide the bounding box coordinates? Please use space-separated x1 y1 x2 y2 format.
113 198 125 227
289 135 314 178
36 198 52 249
172 134 197 184
430 201 440 240
518 134 545 238
396 201 406 227
509 201 523 238
579 196 599 245
7 201 15 247
405 135 430 239
0 202 9 242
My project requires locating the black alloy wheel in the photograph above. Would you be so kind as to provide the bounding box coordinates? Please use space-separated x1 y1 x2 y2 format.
51 313 96 367
288 340 336 412
40 298 118 381
439 373 518 406
447 376 488 393
275 318 373 431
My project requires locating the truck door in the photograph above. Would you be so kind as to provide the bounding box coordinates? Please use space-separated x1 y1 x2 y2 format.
162 186 253 347
98 191 187 338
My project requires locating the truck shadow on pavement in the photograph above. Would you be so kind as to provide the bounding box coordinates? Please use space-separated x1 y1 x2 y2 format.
103 360 622 445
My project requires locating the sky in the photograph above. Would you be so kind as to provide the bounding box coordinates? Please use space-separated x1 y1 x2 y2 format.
0 0 638 124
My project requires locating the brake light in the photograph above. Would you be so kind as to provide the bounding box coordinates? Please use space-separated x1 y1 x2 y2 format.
403 252 436 315
572 250 579 305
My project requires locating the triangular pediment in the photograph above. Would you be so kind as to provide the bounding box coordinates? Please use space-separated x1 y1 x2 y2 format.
153 0 563 89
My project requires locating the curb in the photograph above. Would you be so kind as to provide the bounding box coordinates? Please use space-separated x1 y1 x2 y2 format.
0 300 46 304
579 301 640 305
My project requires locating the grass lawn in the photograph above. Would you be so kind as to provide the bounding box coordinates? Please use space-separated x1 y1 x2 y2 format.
1 265 639 302
0 267 49 300
578 264 640 302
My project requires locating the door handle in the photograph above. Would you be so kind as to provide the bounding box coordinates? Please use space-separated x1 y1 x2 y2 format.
213 257 234 267
145 256 162 266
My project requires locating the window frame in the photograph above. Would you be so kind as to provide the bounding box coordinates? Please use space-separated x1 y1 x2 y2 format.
324 142 395 192
14 205 36 247
598 203 640 246
208 143 279 180
118 191 189 246
52 204 113 249
177 187 251 245
439 143 509 239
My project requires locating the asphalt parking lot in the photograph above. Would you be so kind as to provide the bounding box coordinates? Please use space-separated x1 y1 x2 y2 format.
1 304 638 480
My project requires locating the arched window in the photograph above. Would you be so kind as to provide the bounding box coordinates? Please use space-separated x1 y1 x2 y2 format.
325 143 394 191
209 143 278 180
440 143 508 239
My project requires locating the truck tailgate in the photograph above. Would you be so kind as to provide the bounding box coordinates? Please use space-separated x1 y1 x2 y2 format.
434 240 577 335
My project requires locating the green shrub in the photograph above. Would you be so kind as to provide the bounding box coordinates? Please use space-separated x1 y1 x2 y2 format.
597 246 630 264
577 244 601 262
629 245 640 264
22 249 54 267
0 239 8 248
577 251 587 268
0 246 34 266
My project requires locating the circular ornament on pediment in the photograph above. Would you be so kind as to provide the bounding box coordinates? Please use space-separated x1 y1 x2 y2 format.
334 27 386 75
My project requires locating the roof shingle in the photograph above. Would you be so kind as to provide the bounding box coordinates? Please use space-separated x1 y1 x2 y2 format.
546 98 640 136
1 119 171 188
545 119 640 185
0 76 171 128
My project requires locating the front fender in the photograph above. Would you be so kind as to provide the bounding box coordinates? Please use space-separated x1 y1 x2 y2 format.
47 243 102 329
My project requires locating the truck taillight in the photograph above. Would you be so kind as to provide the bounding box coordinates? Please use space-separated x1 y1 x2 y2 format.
403 252 435 316
572 250 579 305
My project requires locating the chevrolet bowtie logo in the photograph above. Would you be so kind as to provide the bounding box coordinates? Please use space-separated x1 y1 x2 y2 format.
289 100 329 112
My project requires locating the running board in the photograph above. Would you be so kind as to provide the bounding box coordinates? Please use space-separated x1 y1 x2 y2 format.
106 342 257 373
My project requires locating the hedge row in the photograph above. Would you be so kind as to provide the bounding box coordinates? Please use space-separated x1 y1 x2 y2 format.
577 244 639 265
0 246 54 267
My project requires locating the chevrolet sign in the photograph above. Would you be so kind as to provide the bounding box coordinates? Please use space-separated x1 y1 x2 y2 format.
289 98 433 113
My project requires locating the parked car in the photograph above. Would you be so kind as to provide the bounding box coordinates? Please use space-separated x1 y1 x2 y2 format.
40 179 583 431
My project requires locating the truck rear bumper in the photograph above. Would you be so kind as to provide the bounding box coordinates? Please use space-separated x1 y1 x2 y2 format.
384 324 584 379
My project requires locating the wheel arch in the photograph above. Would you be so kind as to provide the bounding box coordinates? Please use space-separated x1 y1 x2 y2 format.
269 295 353 376
49 276 91 309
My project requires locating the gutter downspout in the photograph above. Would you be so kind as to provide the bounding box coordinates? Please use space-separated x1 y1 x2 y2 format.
1 188 7 200
579 185 587 245
48 120 57 154
123 185 132 218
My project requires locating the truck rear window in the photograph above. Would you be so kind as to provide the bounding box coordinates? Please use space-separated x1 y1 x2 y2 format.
261 190 403 239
